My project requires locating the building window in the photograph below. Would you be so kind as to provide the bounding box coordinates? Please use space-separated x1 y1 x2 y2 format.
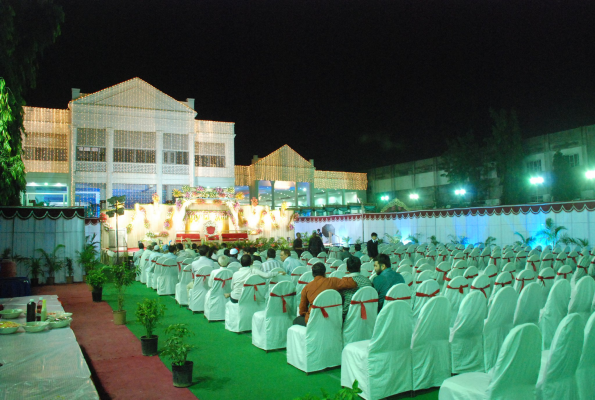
113 130 156 164
113 148 156 163
112 184 156 208
526 160 542 172
163 150 189 165
77 147 106 162
195 142 225 168
24 147 68 161
563 154 579 168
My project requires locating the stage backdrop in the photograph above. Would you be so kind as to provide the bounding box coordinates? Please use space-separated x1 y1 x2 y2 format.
0 207 86 283
295 201 595 247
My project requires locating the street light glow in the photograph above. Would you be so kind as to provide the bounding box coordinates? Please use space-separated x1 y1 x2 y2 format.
381 195 389 201
455 189 466 195
530 177 544 185
586 170 595 180
409 193 419 200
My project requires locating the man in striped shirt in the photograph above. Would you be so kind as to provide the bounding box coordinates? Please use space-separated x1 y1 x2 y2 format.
261 249 283 272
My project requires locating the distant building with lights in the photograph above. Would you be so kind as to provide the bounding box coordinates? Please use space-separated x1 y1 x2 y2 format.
22 78 368 214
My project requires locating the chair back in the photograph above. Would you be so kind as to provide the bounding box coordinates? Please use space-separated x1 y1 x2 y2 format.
389 255 399 269
577 313 595 399
482 264 498 288
360 254 370 263
227 261 241 273
269 267 291 286
411 297 451 360
501 250 515 266
541 253 555 271
415 270 434 286
337 263 347 273
397 265 413 275
502 261 517 277
343 286 379 346
463 266 479 281
514 250 527 270
307 289 343 328
452 254 466 270
307 257 321 268
568 276 595 321
266 280 297 317
211 268 233 295
413 279 440 320
484 286 518 371
329 270 345 279
240 274 267 304
300 251 312 262
385 283 412 306
360 261 374 278
470 274 491 300
566 250 579 269
513 282 542 326
450 290 487 373
435 261 451 287
193 264 213 289
514 269 535 293
555 264 573 282
492 271 514 301
317 252 327 260
486 324 542 399
399 258 413 268
540 279 571 350
400 271 413 289
525 254 540 272
536 314 584 399
290 266 307 285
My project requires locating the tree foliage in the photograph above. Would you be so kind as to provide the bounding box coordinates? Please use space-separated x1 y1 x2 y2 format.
551 151 580 201
441 130 486 201
0 0 64 205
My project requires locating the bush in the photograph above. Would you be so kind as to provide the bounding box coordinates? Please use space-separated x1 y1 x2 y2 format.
135 298 166 338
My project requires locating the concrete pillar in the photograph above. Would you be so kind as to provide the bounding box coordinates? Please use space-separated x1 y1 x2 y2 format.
325 190 329 206
106 128 114 198
69 125 77 206
250 180 259 202
156 131 164 199
294 183 299 207
188 131 195 186
342 189 346 206
271 180 276 209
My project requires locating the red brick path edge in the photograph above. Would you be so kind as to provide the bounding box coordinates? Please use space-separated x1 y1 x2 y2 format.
33 283 197 400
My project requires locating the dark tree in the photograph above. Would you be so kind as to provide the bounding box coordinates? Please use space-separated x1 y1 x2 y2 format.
488 109 527 205
551 151 580 201
0 0 64 205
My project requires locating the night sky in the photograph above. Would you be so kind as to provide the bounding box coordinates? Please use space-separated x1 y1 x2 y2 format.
25 0 595 172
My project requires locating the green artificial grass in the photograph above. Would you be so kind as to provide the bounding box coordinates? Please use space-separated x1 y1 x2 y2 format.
103 282 439 400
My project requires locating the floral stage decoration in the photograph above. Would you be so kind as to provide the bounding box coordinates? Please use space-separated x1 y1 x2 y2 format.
163 207 174 230
183 211 229 223
172 185 236 200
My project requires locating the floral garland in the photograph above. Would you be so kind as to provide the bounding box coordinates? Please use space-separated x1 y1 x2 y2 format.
280 201 288 217
238 208 248 227
270 212 279 229
287 212 296 231
226 211 237 228
175 198 183 211
99 213 112 231
251 197 258 214
138 207 150 229
146 231 169 239
163 207 174 230
258 209 267 227
173 185 236 200
152 193 160 204
183 211 228 223
126 211 137 233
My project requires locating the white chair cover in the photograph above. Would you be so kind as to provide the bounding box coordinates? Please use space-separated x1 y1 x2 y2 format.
501 261 517 278
157 258 178 295
513 282 542 326
463 266 479 282
412 279 440 321
342 287 378 347
573 257 589 288
513 269 535 293
397 265 413 275
145 252 158 287
225 274 267 333
444 276 469 327
488 271 514 307
252 281 296 351
537 267 556 307
227 261 241 273
568 276 595 323
536 313 584 400
415 270 434 287
539 279 571 350
152 256 167 290
188 265 213 312
555 264 573 282
470 274 491 302
483 286 518 372
541 253 554 271
566 250 579 271
525 253 541 273
481 264 498 289
400 271 413 291
294 271 313 316
360 262 374 279
174 258 194 305
176 255 185 280
411 296 451 390
450 291 487 374
552 253 568 272
439 323 542 400
286 289 343 373
360 254 370 263
577 313 595 400
289 266 307 286
204 268 233 321
341 300 413 400
139 250 152 283
435 261 451 287
514 250 527 271
385 283 412 306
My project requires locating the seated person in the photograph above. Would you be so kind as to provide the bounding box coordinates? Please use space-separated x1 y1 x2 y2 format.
294 262 357 326
353 243 363 258
208 255 230 287
227 254 285 303
280 249 301 274
372 254 404 310
338 246 351 261
340 256 373 319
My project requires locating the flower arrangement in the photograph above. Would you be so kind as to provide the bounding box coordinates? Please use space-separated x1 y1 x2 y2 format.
126 223 133 233
280 201 288 217
158 231 169 238
146 231 156 238
251 197 258 208
270 212 279 229
152 193 160 204
195 199 205 205
235 192 245 200
174 186 236 200
99 213 108 222
175 198 183 211
233 201 240 212
213 199 223 205
163 207 174 230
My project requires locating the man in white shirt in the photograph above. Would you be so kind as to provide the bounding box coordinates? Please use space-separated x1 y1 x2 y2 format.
227 254 285 302
139 244 153 283
229 248 239 264
133 243 145 266
208 255 230 287
261 249 282 273
280 249 301 274
162 245 177 260
191 245 215 273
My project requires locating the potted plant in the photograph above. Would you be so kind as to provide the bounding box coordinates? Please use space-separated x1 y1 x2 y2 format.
111 262 137 325
160 324 195 388
87 267 108 302
65 257 74 284
36 244 65 285
0 248 25 278
76 234 100 282
135 298 167 356
27 257 44 286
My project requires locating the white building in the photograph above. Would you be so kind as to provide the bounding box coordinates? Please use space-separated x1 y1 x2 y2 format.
22 78 235 209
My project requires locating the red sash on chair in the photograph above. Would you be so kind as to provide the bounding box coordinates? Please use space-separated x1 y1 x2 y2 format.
194 273 210 282
465 273 478 280
350 298 379 320
577 264 588 273
557 271 571 280
385 295 411 301
447 284 468 294
436 267 450 281
494 280 512 287
243 282 266 301
298 280 309 285
516 276 534 292
487 272 498 279
214 276 232 288
528 261 538 272
270 292 296 313
569 255 578 264
537 275 554 286
415 289 440 298
310 303 341 318
471 284 490 298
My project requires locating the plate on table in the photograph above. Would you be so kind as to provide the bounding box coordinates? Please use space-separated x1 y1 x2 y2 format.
23 321 49 333
0 321 21 334
48 317 72 329
0 309 24 319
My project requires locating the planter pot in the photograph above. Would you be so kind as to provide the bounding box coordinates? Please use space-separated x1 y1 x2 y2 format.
30 278 39 287
91 287 103 302
0 259 17 278
46 277 55 285
66 276 74 284
113 310 126 325
172 361 193 388
140 335 158 356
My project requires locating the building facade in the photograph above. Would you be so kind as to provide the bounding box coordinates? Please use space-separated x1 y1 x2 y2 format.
367 125 595 209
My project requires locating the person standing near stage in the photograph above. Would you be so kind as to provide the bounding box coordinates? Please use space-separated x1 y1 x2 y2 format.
367 232 380 258
293 233 304 257
308 231 325 256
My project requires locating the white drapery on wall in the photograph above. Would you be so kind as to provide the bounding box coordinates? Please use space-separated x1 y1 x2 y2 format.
295 201 595 246
0 207 86 283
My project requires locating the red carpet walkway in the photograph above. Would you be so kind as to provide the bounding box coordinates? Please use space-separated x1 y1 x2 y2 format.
33 283 197 400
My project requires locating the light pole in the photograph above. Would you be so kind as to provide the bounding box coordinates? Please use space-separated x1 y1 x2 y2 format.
587 171 595 199
455 189 466 207
530 177 544 203
409 193 419 209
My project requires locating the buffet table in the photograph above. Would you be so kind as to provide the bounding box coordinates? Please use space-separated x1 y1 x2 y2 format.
0 295 99 399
